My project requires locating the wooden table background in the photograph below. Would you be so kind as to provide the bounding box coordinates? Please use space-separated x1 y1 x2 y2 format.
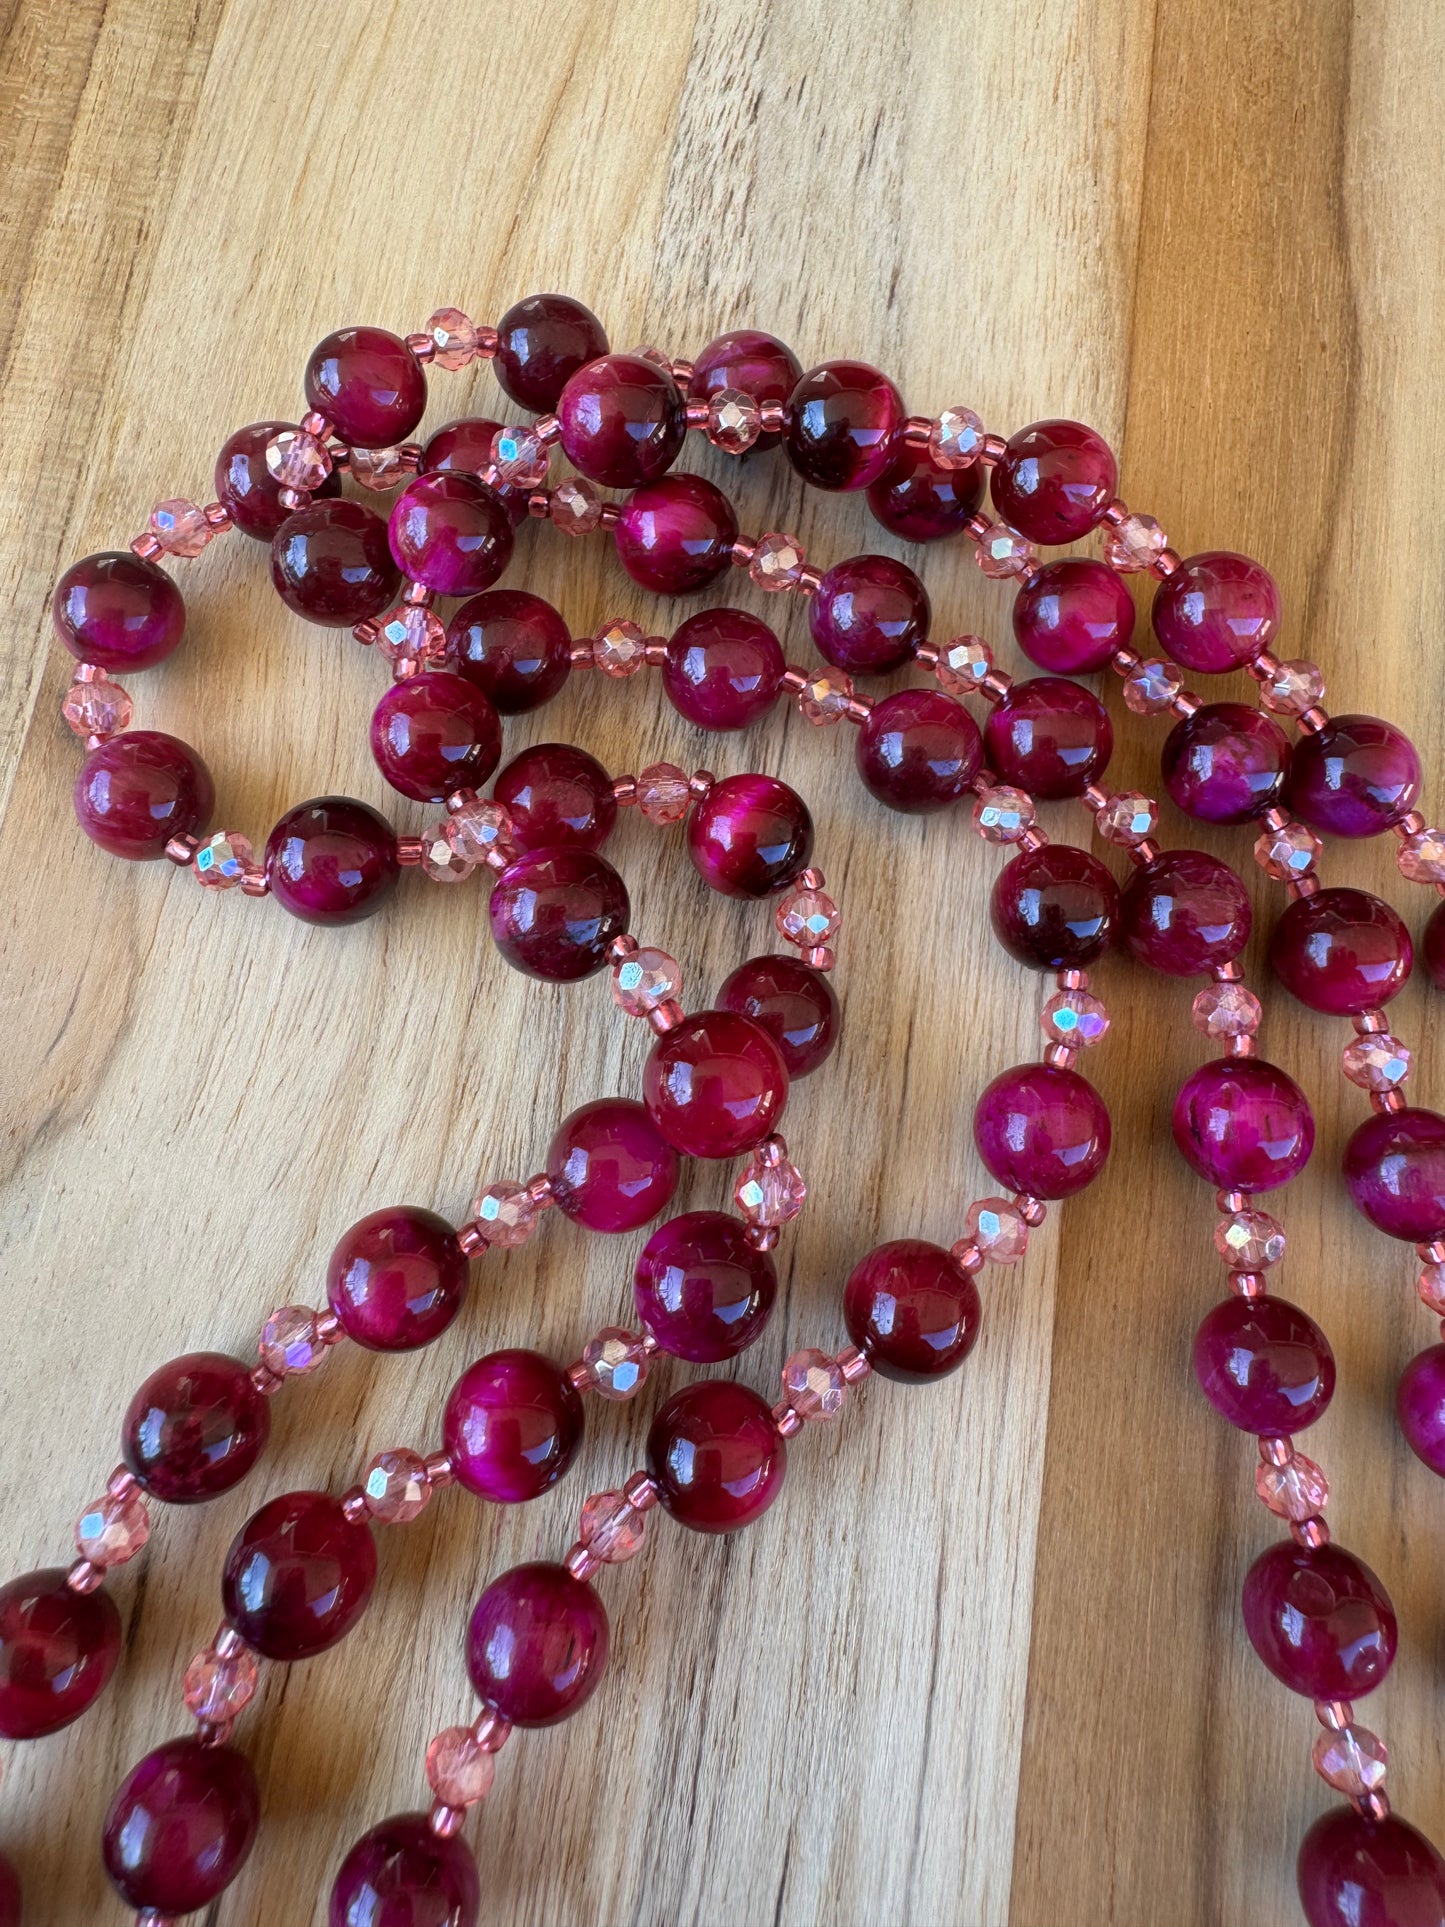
3 2 1444 1921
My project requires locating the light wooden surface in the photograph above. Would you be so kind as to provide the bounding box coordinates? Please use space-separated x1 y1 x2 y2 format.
3 2 1445 1921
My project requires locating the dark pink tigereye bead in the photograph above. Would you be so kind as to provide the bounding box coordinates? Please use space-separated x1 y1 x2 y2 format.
809 553 930 673
493 292 609 412
329 1811 481 1927
1172 1058 1314 1193
1150 550 1279 673
1285 714 1423 838
687 774 813 898
1120 850 1251 977
1013 557 1135 674
783 359 905 492
615 473 738 594
326 1206 468 1352
717 953 839 1078
221 1491 377 1660
643 1009 789 1159
53 550 186 668
265 797 399 925
304 326 426 448
1192 1295 1335 1434
1269 887 1412 1015
843 1239 981 1381
444 1350 583 1503
663 608 785 731
466 1561 608 1725
557 353 685 488
1297 1807 1445 1927
102 1737 260 1916
633 1210 776 1362
75 730 214 860
1242 1540 1396 1700
974 1063 1111 1199
646 1380 786 1531
122 1352 270 1501
489 847 629 981
545 1098 680 1234
990 418 1117 545
0 1568 121 1739
689 329 801 451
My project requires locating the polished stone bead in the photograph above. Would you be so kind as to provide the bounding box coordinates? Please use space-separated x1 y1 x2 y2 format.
1397 1343 1445 1475
663 608 784 730
1193 1295 1335 1433
556 353 685 487
466 1561 608 1724
1161 701 1291 824
326 1206 467 1352
222 1491 376 1659
444 1350 583 1503
1297 1807 1445 1927
633 1210 777 1362
983 675 1113 799
783 359 905 491
843 1238 982 1381
866 440 984 541
1150 551 1280 672
102 1738 259 1916
991 844 1120 970
422 416 527 522
1012 557 1136 674
493 292 609 411
449 589 572 713
1344 1108 1445 1241
689 329 801 450
305 326 426 447
1242 1541 1396 1699
546 1098 679 1233
717 953 839 1078
1173 1058 1314 1193
265 797 399 925
53 550 187 671
1270 887 1413 1014
615 473 738 593
643 1009 789 1158
646 1380 786 1530
1285 714 1423 838
1120 849 1252 976
856 688 982 812
370 672 501 803
214 420 341 540
271 500 400 626
329 1811 480 1927
809 553 930 673
493 742 617 852
387 472 513 597
687 774 813 898
0 1567 121 1738
122 1352 270 1502
990 418 1117 543
489 847 629 981
974 1063 1111 1199
74 730 214 860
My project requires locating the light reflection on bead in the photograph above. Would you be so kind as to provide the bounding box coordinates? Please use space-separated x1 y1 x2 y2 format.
1254 819 1321 882
1398 825 1445 884
1214 1209 1286 1269
581 1328 651 1400
426 307 480 370
971 786 1035 843
750 532 806 592
964 1196 1030 1265
1342 1033 1411 1092
781 1348 846 1420
1121 658 1184 715
1191 981 1262 1039
612 947 683 1017
735 1142 806 1226
929 405 984 469
1039 989 1109 1048
425 1725 496 1807
192 831 255 888
1311 1723 1389 1797
470 1181 539 1248
798 670 855 725
362 1448 432 1524
578 1489 647 1563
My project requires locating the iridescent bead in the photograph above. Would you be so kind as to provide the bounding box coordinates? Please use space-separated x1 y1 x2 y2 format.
182 1642 259 1722
1255 1450 1329 1522
1095 792 1157 845
1420 1262 1445 1315
578 1489 646 1563
636 763 692 823
1258 658 1326 716
1342 1033 1412 1091
934 635 994 694
593 618 648 677
265 429 333 493
974 522 1039 579
1101 512 1167 571
426 306 480 370
259 1305 328 1376
706 388 762 452
490 423 551 488
1040 989 1109 1048
581 1328 651 1400
471 1181 539 1248
75 1488 149 1567
445 797 515 864
348 445 412 491
1398 825 1445 884
550 477 603 535
1121 658 1184 715
425 1726 496 1806
965 1196 1031 1265
1192 981 1262 1039
749 530 806 591
1255 819 1321 881
777 887 840 946
781 1349 846 1420
972 785 1035 842
375 603 447 667
613 947 683 1016
734 1144 807 1226
192 830 255 888
798 669 855 725
62 675 132 740
149 497 213 557
929 405 985 468
1312 1723 1389 1798
362 1448 431 1524
1215 1209 1286 1269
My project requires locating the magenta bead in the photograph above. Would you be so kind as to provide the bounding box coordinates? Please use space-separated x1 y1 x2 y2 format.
122 1352 270 1502
633 1211 776 1362
1151 551 1279 673
1298 1807 1445 1927
615 474 738 594
53 550 186 670
545 1098 679 1233
1161 701 1291 824
493 742 617 852
1193 1295 1335 1433
1120 850 1252 976
221 1491 377 1660
1285 714 1423 839
466 1562 608 1725
330 1811 480 1927
991 844 1119 970
0 1567 121 1739
689 329 801 451
843 1238 982 1382
973 1063 1111 1200
493 293 609 412
983 675 1113 800
556 353 684 488
1242 1541 1397 1699
449 589 572 713
265 796 399 925
1012 557 1136 674
488 847 628 981
370 672 501 803
326 1206 468 1352
102 1738 259 1916
717 953 839 1078
856 688 982 813
990 418 1117 544
643 1009 789 1159
687 773 812 898
783 359 905 492
809 553 930 673
867 441 984 541
1344 1108 1445 1242
444 1350 583 1503
663 608 784 730
1270 887 1413 1015
271 500 400 627
1173 1058 1314 1193
422 416 527 523
305 326 426 448
74 730 214 860
387 472 513 597
646 1380 786 1532
214 420 340 541
1397 1344 1445 1476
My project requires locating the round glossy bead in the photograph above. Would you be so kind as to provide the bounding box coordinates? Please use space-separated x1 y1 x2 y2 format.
74 730 214 860
1270 887 1413 1015
717 953 839 1078
1012 557 1136 674
305 325 426 447
1193 1295 1335 1433
633 1210 777 1362
370 672 501 803
856 688 982 813
991 845 1120 971
466 1561 608 1725
102 1738 259 1916
1120 850 1252 976
214 420 341 540
387 472 512 596
53 550 186 669
122 1352 270 1502
265 797 399 925
449 589 572 713
1344 1108 1445 1242
783 359 906 491
1297 1807 1445 1927
663 608 784 731
329 1811 481 1927
326 1206 467 1352
444 1350 583 1503
493 742 617 852
488 847 628 981
1285 714 1423 838
809 553 930 673
422 416 527 523
646 1380 786 1531
974 1063 1111 1199
1161 702 1291 824
1151 551 1280 673
1242 1541 1397 1699
556 352 685 487
271 500 400 626
983 676 1113 800
643 1009 789 1159
0 1567 121 1738
221 1491 376 1659
615 473 738 593
689 330 801 450
842 1238 982 1381
687 773 813 898
493 292 609 411
990 418 1117 544
545 1098 680 1234
1173 1058 1314 1193
867 440 985 541
1397 1344 1445 1475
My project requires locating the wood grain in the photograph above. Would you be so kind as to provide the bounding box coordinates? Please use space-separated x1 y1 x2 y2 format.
2 2 1443 1922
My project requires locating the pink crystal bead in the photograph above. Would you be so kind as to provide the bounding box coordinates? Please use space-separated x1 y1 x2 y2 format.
419 826 475 883
929 405 985 469
490 424 551 488
62 675 132 739
798 669 855 725
593 619 648 677
445 796 515 865
1095 792 1157 846
734 1143 807 1226
426 1726 496 1807
636 763 692 824
1258 658 1326 716
776 887 840 947
259 1306 328 1376
972 786 1035 842
581 1328 651 1400
1419 1262 1445 1315
578 1489 647 1563
974 522 1039 579
75 1488 149 1567
749 531 806 591
550 477 603 535
781 1349 846 1420
362 1448 431 1523
193 831 255 888
1192 981 1262 1039
1121 658 1184 714
1254 819 1321 882
1102 512 1168 572
1312 1723 1389 1797
612 947 683 1016
1040 989 1110 1048
935 635 994 694
375 603 447 668
264 429 333 494
149 498 212 557
1215 1209 1286 1269
964 1197 1031 1265
470 1181 539 1248
1398 826 1445 884
1255 1450 1330 1522
348 446 412 491
426 307 480 370
1342 1032 1411 1091
182 1642 258 1723
706 388 762 453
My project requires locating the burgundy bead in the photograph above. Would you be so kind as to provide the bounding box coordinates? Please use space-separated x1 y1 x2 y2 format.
326 1206 468 1352
1151 551 1279 673
688 329 801 451
1193 1295 1335 1434
633 1210 777 1362
1344 1108 1445 1242
493 742 617 852
304 325 426 448
221 1491 377 1660
973 1063 1111 1200
1285 714 1423 839
330 1811 480 1927
0 1852 17 1927
488 847 628 982
122 1352 270 1502
1161 701 1291 824
556 353 685 488
1424 900 1445 993
1397 1344 1445 1476
74 730 214 861
0 1567 121 1739
213 419 340 541
1298 1806 1445 1927
493 293 609 413
387 472 513 597
1120 849 1252 976
866 440 985 542
783 359 906 492
102 1738 259 1916
643 1009 789 1159
717 952 839 1078
990 418 1117 544
856 688 982 812
265 796 399 926
466 1562 608 1725
370 672 501 804
1270 887 1413 1015
687 773 813 898
422 416 527 523
271 500 400 627
843 1238 982 1382
53 550 186 670
615 474 738 594
991 844 1120 970
1173 1058 1314 1193
809 553 930 673
983 675 1113 800
449 589 572 713
646 1380 786 1532
1012 557 1136 674
444 1350 583 1503
663 608 784 731
1242 1541 1397 1699
545 1098 680 1234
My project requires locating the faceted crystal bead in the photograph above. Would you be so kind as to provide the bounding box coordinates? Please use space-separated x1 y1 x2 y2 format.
75 1488 149 1566
612 947 683 1015
490 424 550 488
749 531 806 592
362 1447 431 1523
149 498 212 558
1312 1723 1389 1798
445 798 515 864
470 1181 539 1248
582 1328 651 1400
348 446 411 491
734 1146 807 1226
593 619 648 677
781 1348 846 1420
1040 989 1110 1048
183 1643 258 1722
972 785 1035 842
705 388 762 453
1342 1032 1411 1091
964 1196 1030 1265
375 603 447 667
798 669 855 725
1398 825 1445 884
1095 792 1157 846
1121 658 1184 714
193 831 255 888
62 675 132 739
1419 1262 1445 1315
259 1306 327 1375
929 405 985 469
420 825 476 883
1191 981 1262 1039
935 634 993 694
578 1489 646 1563
1259 658 1326 717
1101 512 1167 571
776 887 840 947
426 306 480 371
974 522 1039 579
1255 1449 1330 1521
1214 1209 1286 1269
549 477 603 535
264 430 333 494
1254 819 1321 881
636 762 691 824
426 1726 496 1806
